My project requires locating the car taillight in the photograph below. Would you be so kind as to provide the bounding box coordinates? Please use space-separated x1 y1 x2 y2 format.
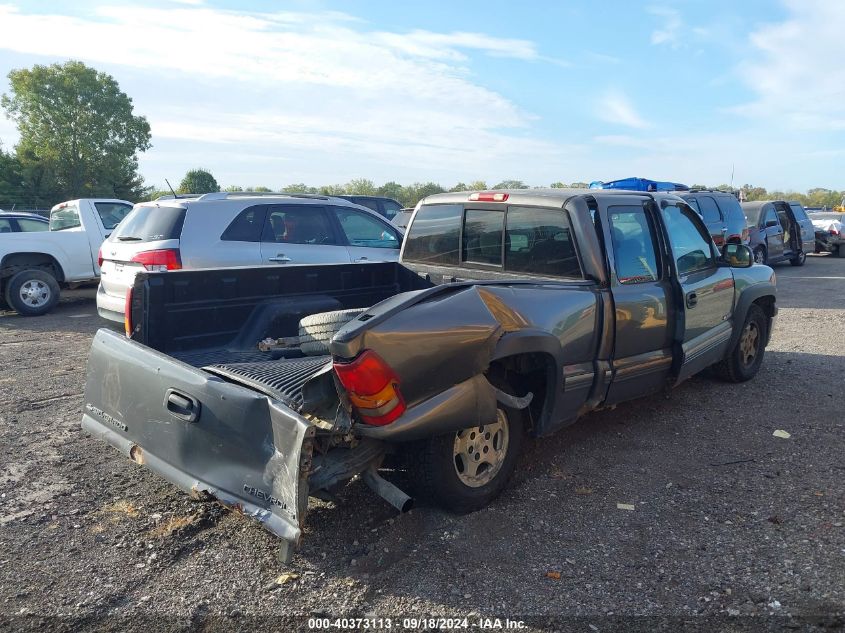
333 350 405 426
97 247 103 268
130 248 182 271
124 287 133 337
832 228 841 236
468 192 509 202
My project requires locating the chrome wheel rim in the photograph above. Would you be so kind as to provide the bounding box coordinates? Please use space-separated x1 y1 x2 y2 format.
739 321 760 367
754 249 765 264
18 279 50 308
453 409 509 488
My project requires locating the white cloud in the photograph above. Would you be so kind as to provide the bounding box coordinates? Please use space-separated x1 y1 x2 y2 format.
596 91 651 129
732 0 845 130
648 6 683 47
0 3 571 184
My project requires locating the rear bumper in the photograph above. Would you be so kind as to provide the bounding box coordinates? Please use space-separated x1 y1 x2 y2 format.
96 284 125 322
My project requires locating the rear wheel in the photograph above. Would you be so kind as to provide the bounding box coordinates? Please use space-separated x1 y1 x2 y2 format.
712 304 767 383
407 397 524 513
753 246 767 265
4 268 60 316
789 250 806 266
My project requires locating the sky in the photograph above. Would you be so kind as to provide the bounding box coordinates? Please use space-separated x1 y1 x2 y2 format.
0 0 843 192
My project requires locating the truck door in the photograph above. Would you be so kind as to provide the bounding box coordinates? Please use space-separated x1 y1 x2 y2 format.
762 204 785 259
658 200 735 383
602 198 674 404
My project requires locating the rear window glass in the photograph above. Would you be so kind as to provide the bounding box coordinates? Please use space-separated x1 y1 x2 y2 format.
402 204 462 265
221 206 268 242
49 205 81 231
743 206 763 226
463 210 504 265
111 205 186 242
16 218 48 232
697 196 722 224
94 202 132 230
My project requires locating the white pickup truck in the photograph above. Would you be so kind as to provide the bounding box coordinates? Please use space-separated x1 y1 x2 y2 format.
0 198 132 315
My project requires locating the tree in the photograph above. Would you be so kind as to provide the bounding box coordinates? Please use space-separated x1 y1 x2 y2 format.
1 60 151 201
179 168 219 194
318 184 346 196
378 181 404 200
467 180 488 191
345 178 377 195
569 181 589 189
251 186 273 192
284 183 316 194
550 182 566 188
224 185 243 192
449 182 469 192
492 179 528 189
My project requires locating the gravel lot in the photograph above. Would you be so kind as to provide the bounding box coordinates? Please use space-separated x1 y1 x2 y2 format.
0 256 843 631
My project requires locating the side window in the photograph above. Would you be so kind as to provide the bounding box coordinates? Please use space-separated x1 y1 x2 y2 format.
697 196 722 224
355 198 381 213
463 210 504 266
505 206 581 277
789 203 808 221
261 205 335 245
685 197 701 214
15 219 48 232
608 205 660 284
49 205 81 231
94 202 132 230
221 206 268 242
402 204 461 265
0 218 13 233
660 204 715 276
381 200 402 220
764 207 778 227
333 207 399 249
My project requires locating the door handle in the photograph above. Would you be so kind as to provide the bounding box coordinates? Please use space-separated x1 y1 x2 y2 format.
269 254 292 263
355 257 369 262
164 389 200 422
685 291 698 308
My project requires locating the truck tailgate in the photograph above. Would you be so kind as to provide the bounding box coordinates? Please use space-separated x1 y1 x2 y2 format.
81 329 315 552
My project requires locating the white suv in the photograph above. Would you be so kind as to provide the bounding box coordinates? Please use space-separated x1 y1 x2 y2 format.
97 192 403 323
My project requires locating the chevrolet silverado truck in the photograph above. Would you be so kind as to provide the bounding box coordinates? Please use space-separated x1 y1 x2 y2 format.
0 198 132 315
81 189 776 560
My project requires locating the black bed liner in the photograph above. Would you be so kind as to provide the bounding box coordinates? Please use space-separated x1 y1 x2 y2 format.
203 356 332 413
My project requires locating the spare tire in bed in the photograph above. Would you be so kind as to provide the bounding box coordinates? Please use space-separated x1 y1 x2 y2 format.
298 309 365 356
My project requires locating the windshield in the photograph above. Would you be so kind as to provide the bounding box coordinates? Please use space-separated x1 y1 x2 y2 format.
110 205 186 242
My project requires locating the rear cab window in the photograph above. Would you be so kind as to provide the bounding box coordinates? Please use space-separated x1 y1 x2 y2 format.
404 203 582 278
49 204 81 231
110 205 187 243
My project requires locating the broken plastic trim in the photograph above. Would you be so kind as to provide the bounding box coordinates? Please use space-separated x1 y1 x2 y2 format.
485 377 533 410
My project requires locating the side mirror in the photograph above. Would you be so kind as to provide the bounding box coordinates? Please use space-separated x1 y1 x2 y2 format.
723 243 753 268
765 219 779 228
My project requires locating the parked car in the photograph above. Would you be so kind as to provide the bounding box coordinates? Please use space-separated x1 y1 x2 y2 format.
0 198 132 315
335 195 403 221
589 177 689 192
97 192 404 323
742 200 815 266
809 212 845 256
0 211 49 233
677 189 750 250
391 207 416 230
82 188 776 559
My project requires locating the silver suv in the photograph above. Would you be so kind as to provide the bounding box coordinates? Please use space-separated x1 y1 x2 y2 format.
97 192 403 322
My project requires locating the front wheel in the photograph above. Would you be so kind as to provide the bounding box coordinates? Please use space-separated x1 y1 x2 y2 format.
753 246 767 265
789 251 806 266
712 304 767 383
407 402 524 513
4 269 60 316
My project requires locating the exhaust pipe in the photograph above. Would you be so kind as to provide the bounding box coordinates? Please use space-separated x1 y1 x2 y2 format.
361 465 413 513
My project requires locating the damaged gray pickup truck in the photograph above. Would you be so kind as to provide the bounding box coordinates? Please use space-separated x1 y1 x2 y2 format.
82 189 777 559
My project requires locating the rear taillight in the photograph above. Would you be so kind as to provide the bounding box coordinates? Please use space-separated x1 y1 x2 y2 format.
333 350 405 426
130 248 182 271
97 247 103 268
124 287 133 337
832 228 841 236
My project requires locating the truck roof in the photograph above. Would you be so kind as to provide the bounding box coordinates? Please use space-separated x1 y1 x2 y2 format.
420 188 685 208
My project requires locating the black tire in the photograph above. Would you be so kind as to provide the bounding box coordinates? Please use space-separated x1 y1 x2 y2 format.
4 268 60 316
406 396 525 513
298 308 364 356
753 246 767 265
712 304 767 383
789 251 806 266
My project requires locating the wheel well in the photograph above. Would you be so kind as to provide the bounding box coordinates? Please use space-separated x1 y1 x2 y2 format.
487 352 556 434
0 253 65 284
753 295 776 318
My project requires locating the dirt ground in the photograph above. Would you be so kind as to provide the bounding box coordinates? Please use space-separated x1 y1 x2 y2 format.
0 256 843 632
